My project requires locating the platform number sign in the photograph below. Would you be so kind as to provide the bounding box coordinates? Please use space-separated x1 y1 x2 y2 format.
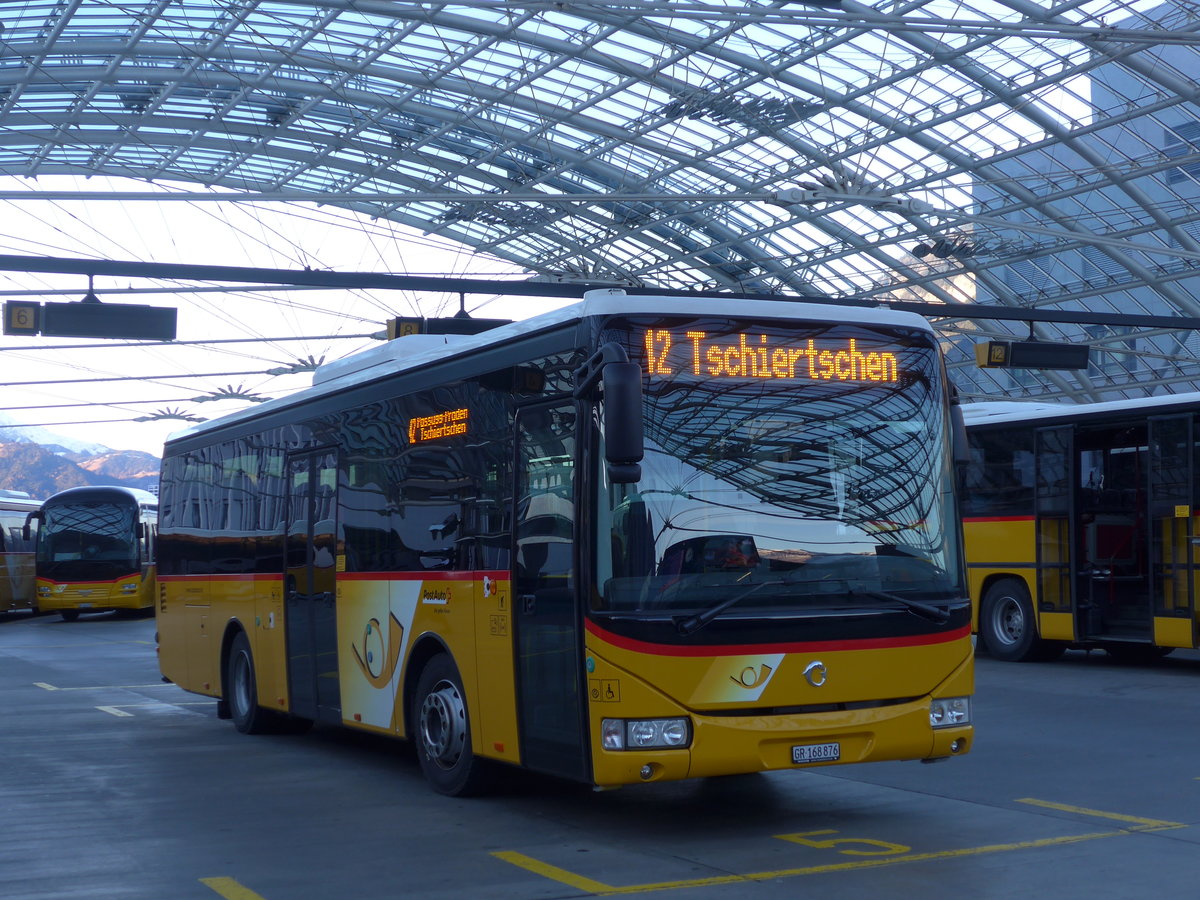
3 301 41 336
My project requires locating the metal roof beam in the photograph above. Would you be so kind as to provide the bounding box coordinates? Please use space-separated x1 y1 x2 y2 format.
3 253 1200 332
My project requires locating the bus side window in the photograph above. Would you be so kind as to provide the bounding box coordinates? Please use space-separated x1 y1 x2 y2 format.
963 433 1034 517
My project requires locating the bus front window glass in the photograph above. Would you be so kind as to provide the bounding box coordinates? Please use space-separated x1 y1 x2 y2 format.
38 503 137 576
595 320 962 617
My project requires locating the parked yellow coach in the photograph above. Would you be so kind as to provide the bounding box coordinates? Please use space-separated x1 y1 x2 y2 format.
29 486 157 621
1 490 40 614
964 394 1200 662
157 291 973 795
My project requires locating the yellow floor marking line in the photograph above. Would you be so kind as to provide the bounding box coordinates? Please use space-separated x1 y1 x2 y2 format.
34 681 174 691
494 829 1128 896
492 852 620 893
200 876 269 900
777 829 910 855
1017 798 1184 830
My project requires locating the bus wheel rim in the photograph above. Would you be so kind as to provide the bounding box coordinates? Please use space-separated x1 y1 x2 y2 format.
420 679 466 769
233 652 252 713
992 595 1023 645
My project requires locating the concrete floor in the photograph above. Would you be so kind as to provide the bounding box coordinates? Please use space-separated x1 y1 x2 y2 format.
2 609 1198 899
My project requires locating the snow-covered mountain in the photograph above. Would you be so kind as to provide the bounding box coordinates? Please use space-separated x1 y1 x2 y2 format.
0 413 114 455
0 416 159 498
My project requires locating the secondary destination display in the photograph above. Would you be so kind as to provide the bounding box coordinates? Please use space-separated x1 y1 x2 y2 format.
408 408 469 442
644 329 900 382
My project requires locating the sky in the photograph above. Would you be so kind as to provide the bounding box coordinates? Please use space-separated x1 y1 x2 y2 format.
0 174 576 456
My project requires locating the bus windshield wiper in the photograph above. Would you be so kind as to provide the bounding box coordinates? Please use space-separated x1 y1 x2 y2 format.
674 575 773 636
850 588 950 624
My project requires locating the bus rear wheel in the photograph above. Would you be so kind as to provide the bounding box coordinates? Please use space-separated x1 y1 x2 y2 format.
227 631 273 734
981 578 1042 662
413 654 491 796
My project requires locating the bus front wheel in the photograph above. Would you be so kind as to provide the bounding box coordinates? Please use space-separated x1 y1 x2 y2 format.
227 631 272 734
981 579 1041 662
413 654 491 796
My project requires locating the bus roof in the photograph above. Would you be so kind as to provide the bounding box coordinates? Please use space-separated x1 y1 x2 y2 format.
962 390 1200 427
43 485 159 507
168 289 935 446
0 492 41 511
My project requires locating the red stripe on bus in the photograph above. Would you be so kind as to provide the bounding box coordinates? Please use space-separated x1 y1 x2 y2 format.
39 576 138 586
585 619 971 656
337 570 509 582
158 571 509 582
157 573 280 583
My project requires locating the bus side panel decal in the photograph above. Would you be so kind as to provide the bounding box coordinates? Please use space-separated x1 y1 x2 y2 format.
337 578 420 731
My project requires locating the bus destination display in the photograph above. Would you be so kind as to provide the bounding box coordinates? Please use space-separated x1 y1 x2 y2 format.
408 408 469 443
644 329 899 382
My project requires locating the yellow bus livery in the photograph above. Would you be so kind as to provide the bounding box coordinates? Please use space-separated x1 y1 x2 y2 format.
964 394 1200 662
156 291 973 795
30 486 158 621
1 491 40 614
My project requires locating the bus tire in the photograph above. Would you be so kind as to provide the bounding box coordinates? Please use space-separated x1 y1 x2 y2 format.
413 654 490 796
980 578 1040 662
227 631 272 735
61 610 80 622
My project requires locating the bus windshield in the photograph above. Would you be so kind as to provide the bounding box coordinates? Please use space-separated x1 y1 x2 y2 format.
595 317 962 620
37 501 138 577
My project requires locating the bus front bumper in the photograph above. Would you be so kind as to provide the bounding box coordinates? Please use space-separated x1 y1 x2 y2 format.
591 697 973 788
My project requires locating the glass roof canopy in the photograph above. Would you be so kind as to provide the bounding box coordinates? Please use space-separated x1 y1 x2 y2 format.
1 0 1199 405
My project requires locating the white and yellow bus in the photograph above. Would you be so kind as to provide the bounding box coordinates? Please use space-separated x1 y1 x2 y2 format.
30 486 158 621
156 290 973 795
1 490 40 614
964 393 1200 662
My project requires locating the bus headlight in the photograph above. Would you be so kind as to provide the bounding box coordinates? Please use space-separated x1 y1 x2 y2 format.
930 697 971 728
601 717 691 750
122 584 138 593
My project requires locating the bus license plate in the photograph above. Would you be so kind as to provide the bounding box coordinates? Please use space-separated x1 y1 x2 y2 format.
793 742 840 764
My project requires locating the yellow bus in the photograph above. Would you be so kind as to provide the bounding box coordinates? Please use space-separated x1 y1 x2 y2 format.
963 394 1200 662
30 486 158 621
1 491 40 614
156 290 973 795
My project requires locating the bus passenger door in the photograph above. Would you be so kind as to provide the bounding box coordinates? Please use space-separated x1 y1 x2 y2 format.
285 449 342 724
513 401 589 782
1035 426 1078 641
1148 415 1194 647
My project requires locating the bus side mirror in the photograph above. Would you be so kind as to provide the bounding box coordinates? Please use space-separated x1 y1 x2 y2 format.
602 362 644 484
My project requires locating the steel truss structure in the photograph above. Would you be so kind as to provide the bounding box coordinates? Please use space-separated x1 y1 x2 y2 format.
1 0 1199 403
